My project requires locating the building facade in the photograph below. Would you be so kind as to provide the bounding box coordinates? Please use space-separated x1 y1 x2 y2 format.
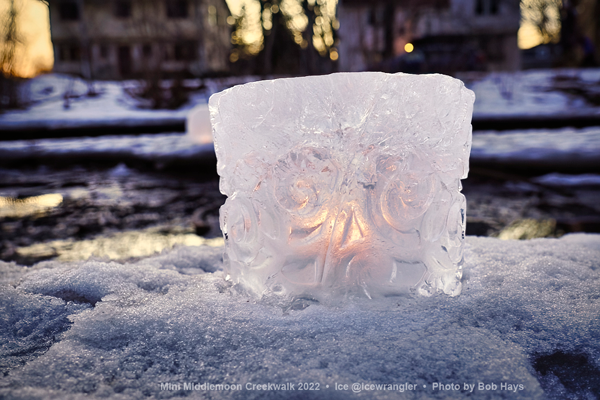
337 0 520 73
49 0 231 80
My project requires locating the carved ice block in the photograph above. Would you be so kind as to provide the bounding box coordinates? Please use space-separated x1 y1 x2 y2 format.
209 72 475 300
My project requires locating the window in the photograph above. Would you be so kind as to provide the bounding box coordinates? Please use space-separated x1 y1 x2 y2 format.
480 36 504 62
475 0 499 15
166 0 188 18
163 45 173 61
367 7 384 26
59 1 80 20
174 43 197 61
57 45 65 60
58 44 81 61
142 44 153 59
475 0 483 15
163 43 197 61
69 46 81 61
114 0 132 18
490 0 498 14
99 45 109 59
118 46 132 76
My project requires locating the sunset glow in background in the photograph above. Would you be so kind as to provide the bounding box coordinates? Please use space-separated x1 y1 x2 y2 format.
0 0 53 77
1 0 550 78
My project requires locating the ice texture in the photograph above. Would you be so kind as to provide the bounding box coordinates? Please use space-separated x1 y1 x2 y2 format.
210 72 475 300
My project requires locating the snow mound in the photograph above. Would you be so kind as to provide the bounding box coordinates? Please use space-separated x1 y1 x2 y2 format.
532 172 600 186
0 133 215 167
459 68 600 118
470 126 600 167
0 236 599 399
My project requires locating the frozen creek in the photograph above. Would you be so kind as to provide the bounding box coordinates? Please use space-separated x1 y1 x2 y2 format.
1 234 599 399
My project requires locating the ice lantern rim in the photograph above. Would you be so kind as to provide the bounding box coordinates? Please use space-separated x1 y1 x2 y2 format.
209 71 475 196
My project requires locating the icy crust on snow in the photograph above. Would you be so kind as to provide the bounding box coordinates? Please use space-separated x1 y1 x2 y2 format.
0 74 190 130
458 68 600 118
1 127 598 172
210 72 475 300
1 235 599 399
0 133 215 167
470 126 600 167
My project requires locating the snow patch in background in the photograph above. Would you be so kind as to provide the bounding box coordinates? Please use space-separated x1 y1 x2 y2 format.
2 126 600 171
14 227 224 263
470 126 600 166
458 68 600 117
0 74 260 131
2 69 600 132
532 172 600 186
0 74 189 130
0 133 212 160
1 235 599 399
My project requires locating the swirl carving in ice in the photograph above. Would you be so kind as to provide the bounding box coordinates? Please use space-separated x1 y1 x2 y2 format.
210 72 475 301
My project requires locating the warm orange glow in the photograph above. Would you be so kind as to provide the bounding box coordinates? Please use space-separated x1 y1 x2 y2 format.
325 204 370 251
404 43 414 53
0 193 63 218
345 209 367 246
227 0 339 56
16 227 224 262
0 0 53 77
518 23 544 50
519 0 561 49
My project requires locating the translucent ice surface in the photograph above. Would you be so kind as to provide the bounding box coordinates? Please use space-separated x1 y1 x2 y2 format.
209 72 475 300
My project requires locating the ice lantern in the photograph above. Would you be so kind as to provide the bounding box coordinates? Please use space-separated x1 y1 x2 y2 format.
209 72 475 301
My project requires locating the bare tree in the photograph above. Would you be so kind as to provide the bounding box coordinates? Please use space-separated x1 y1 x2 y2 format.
0 0 21 110
1 0 18 76
520 0 562 44
229 0 338 76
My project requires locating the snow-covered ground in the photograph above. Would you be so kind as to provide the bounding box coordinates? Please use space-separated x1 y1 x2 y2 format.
2 126 600 172
0 132 215 168
0 74 254 131
1 69 600 399
1 74 189 131
470 126 600 169
457 68 600 119
1 234 599 399
1 69 599 132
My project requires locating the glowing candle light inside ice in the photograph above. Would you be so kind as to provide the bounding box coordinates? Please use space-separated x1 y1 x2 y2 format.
209 72 475 301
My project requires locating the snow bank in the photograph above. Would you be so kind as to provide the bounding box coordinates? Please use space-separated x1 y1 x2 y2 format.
458 68 600 118
2 69 600 134
2 126 600 172
0 133 215 167
532 173 600 186
0 74 260 132
0 74 189 130
470 126 600 169
1 235 599 399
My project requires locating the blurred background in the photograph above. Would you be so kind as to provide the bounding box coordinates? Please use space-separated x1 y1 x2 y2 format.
0 0 599 265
